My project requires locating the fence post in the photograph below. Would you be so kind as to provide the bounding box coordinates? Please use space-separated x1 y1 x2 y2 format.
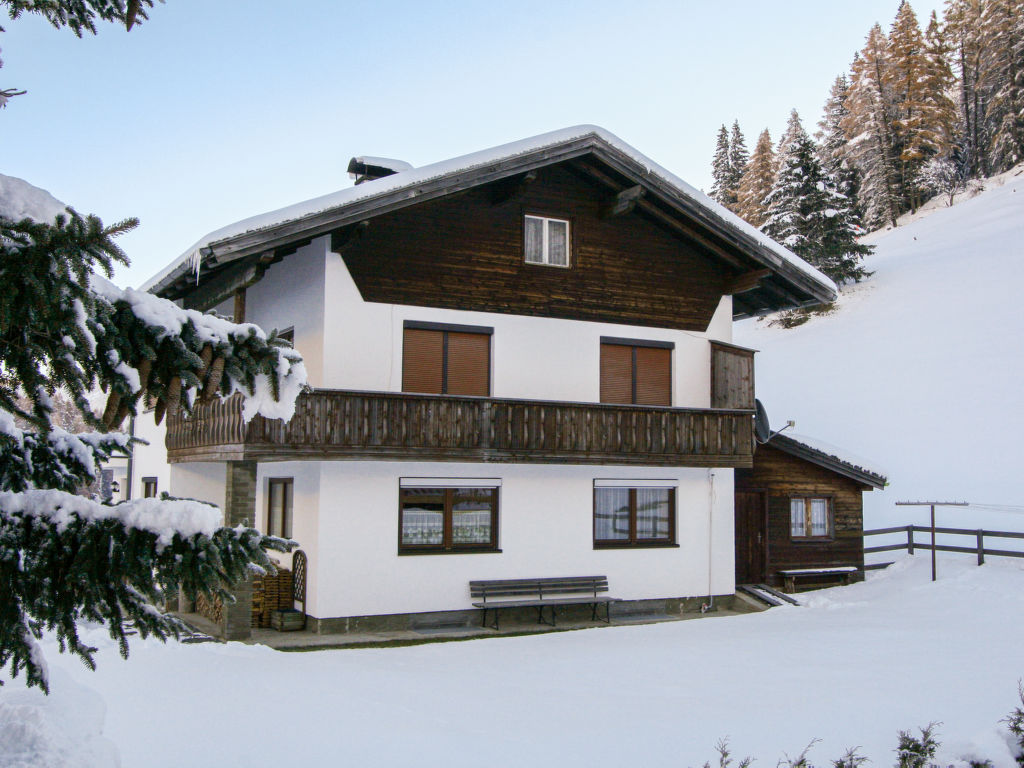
977 529 985 566
907 524 914 555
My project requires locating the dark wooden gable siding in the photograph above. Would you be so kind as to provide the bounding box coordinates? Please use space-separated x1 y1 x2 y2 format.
339 162 731 331
735 443 866 586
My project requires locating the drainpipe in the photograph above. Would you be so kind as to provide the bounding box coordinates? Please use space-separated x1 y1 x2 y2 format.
701 469 716 613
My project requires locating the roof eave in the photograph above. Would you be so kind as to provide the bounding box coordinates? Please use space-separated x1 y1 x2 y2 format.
767 434 887 490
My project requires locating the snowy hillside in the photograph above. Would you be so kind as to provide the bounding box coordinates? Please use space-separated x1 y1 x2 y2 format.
736 169 1024 531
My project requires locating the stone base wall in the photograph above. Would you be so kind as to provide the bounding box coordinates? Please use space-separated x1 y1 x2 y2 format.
309 593 748 635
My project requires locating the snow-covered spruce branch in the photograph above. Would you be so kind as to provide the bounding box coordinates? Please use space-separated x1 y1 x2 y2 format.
0 418 131 493
0 199 308 694
0 490 293 692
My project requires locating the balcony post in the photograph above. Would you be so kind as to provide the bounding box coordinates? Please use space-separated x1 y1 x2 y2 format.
221 460 257 640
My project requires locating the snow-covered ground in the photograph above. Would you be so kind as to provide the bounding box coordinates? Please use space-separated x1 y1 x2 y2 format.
736 166 1024 534
4 554 1023 767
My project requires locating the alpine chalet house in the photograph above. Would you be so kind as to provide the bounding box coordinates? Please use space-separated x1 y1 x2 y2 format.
140 126 837 639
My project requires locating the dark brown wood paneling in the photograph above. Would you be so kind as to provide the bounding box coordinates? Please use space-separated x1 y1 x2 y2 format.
446 331 490 396
734 490 765 583
402 328 443 394
166 390 755 468
340 163 730 332
635 346 671 406
600 344 632 404
735 444 865 586
710 342 754 410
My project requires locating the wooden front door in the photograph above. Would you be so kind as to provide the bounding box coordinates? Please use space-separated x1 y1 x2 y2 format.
734 491 766 584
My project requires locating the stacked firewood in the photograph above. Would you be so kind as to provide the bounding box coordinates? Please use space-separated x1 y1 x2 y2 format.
251 568 294 628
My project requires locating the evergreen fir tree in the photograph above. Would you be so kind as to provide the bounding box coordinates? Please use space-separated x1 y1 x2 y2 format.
981 0 1024 170
944 0 992 177
736 128 775 228
817 75 862 218
921 10 961 164
887 1 938 210
727 120 750 204
764 110 871 284
0 0 309 694
710 124 734 208
843 27 902 228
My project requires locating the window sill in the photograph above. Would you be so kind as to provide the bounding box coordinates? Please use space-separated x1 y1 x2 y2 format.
790 537 835 543
398 548 502 556
593 542 679 550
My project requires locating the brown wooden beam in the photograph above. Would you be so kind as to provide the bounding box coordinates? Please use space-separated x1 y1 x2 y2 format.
330 220 370 255
489 170 537 206
600 185 644 219
726 269 771 295
233 287 246 323
570 159 746 270
179 250 279 313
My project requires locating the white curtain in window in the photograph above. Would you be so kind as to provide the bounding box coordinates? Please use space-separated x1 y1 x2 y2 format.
790 498 806 537
636 488 670 539
525 217 544 263
548 219 568 266
810 498 829 536
451 488 492 544
595 488 630 540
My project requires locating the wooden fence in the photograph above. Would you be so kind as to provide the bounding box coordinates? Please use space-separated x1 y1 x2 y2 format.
864 524 1024 569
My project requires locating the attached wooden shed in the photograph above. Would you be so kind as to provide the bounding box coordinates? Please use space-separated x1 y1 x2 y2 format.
734 432 887 591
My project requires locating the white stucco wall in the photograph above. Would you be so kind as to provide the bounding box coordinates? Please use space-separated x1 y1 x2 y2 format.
130 412 169 500
314 238 736 407
244 239 327 388
169 461 227 513
308 460 734 620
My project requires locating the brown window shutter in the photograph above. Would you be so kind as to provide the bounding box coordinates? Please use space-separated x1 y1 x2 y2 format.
402 328 444 394
635 346 671 406
600 344 633 404
445 331 490 396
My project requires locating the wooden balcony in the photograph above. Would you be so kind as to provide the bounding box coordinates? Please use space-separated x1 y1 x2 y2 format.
165 390 754 467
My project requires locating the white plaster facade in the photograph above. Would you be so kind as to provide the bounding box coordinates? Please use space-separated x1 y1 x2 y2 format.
157 234 743 624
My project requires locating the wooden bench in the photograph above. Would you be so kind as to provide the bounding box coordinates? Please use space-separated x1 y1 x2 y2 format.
778 567 858 593
469 576 619 630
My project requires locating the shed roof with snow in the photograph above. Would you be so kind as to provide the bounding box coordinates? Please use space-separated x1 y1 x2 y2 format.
767 432 887 490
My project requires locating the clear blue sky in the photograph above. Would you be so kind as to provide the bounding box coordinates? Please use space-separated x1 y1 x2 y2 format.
1 0 944 288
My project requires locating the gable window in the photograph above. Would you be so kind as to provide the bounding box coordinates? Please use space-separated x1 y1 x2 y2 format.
142 477 158 498
599 337 672 407
790 497 832 539
594 483 676 548
524 215 570 267
399 480 499 553
402 321 492 397
268 478 293 539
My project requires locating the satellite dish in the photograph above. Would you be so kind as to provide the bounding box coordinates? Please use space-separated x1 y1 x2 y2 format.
754 399 771 443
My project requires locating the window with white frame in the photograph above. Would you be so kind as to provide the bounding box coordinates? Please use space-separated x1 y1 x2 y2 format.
790 497 832 538
524 215 570 267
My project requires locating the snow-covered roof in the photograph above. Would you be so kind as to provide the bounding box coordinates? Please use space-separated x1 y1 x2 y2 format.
143 125 838 305
768 431 887 489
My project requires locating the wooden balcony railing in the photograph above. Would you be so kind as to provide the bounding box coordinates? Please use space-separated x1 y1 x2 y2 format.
166 390 754 467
